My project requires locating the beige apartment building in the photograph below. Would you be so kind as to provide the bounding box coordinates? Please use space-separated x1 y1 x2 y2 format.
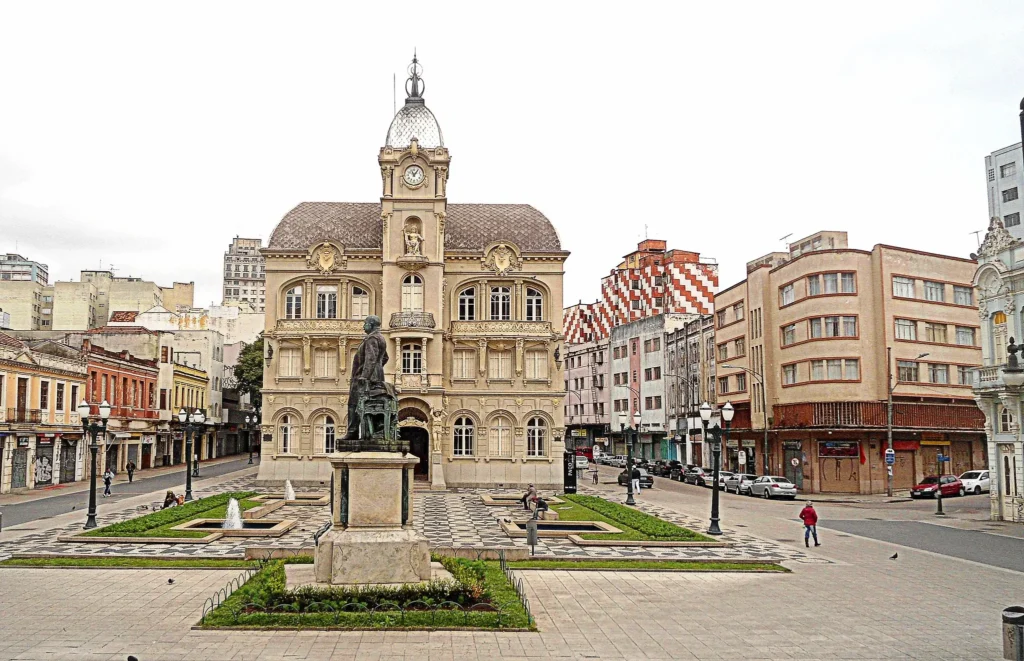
256 56 569 489
715 231 984 494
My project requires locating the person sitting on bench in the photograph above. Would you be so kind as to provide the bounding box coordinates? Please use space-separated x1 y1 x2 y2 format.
162 491 178 509
520 483 537 510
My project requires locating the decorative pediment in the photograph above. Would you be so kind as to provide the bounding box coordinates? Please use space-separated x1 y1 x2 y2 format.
980 216 1020 259
481 242 523 276
306 241 347 274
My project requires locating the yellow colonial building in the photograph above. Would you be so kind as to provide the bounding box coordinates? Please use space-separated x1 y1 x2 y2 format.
256 57 569 488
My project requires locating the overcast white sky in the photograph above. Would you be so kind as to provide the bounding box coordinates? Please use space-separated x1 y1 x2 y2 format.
2 1 1022 307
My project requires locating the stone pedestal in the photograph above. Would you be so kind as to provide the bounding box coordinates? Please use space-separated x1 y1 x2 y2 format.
314 451 431 585
430 451 447 490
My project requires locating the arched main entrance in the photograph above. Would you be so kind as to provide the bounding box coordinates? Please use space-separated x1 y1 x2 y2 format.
398 405 430 480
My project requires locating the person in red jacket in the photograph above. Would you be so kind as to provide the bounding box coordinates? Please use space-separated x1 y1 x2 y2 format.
799 502 820 547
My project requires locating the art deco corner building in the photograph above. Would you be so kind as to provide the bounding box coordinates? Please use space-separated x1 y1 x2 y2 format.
256 56 569 489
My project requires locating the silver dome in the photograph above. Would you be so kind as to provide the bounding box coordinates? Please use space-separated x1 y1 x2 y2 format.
386 102 443 149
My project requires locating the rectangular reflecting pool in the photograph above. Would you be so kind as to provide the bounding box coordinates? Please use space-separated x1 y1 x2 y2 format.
171 518 298 537
499 519 621 538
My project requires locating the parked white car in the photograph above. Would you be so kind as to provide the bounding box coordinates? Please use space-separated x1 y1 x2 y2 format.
958 470 990 495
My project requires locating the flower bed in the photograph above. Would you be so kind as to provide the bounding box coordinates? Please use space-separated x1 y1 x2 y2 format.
199 556 533 630
80 491 260 539
559 494 713 542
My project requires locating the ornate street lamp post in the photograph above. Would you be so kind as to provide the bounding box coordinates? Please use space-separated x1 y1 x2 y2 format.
708 401 734 536
245 407 260 464
77 399 111 529
178 407 205 502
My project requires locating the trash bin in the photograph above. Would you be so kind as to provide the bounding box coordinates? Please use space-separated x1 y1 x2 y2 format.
526 519 539 555
1003 606 1024 660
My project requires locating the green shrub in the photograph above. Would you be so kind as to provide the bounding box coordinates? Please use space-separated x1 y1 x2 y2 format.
82 491 257 537
563 494 711 541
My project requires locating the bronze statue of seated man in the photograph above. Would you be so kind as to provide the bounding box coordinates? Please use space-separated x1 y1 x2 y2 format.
341 315 396 442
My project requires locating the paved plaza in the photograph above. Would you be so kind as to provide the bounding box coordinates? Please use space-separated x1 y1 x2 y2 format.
0 466 1022 659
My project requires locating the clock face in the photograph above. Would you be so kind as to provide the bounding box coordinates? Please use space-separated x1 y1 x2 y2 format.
404 165 425 186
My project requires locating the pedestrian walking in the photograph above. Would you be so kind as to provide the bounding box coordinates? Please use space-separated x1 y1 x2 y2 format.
799 501 820 547
630 465 641 496
126 460 136 483
102 470 113 497
591 467 599 484
520 483 537 511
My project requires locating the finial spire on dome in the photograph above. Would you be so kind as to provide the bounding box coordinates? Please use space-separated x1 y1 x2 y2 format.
405 50 425 104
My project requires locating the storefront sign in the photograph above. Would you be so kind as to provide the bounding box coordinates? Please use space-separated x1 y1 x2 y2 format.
783 440 802 450
262 433 273 444
563 451 577 494
17 437 30 447
726 439 739 448
741 440 755 448
37 437 53 445
818 441 859 457
571 429 588 438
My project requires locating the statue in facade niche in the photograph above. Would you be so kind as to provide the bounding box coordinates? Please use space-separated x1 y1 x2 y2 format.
341 315 396 442
404 223 424 256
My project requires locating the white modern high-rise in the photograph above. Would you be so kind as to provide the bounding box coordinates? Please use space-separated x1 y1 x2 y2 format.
222 237 266 312
985 143 1024 235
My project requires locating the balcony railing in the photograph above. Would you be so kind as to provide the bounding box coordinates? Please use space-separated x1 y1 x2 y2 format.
389 311 435 330
7 408 42 424
449 320 554 337
275 319 365 334
773 401 984 431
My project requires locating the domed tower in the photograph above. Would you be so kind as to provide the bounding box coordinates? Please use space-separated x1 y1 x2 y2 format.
378 54 450 441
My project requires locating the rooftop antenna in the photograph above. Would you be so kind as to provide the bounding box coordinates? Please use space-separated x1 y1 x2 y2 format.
970 230 983 249
779 233 793 249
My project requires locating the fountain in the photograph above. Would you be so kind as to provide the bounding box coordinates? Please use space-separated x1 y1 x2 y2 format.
222 498 243 530
284 480 296 502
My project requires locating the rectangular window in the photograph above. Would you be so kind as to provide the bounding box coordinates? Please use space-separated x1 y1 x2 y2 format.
844 359 860 380
651 337 660 351
1002 162 1017 178
958 365 974 385
824 316 841 337
823 273 838 294
810 318 822 339
734 302 744 320
1006 212 1022 228
955 326 976 346
897 360 919 382
780 284 794 306
840 272 856 293
783 324 797 346
928 363 948 384
160 389 167 410
923 281 945 302
631 299 642 310
893 276 915 298
895 318 917 340
807 275 821 296
718 343 728 361
525 350 548 380
488 350 512 380
1003 187 1019 202
736 373 746 391
316 286 337 319
925 323 947 344
55 383 64 411
953 286 973 306
401 343 423 374
279 348 301 377
653 396 662 410
40 381 49 409
643 339 651 353
453 350 474 379
811 360 824 381
489 287 511 320
718 376 729 394
826 359 842 380
717 310 727 327
644 367 652 381
314 349 337 378
70 385 78 411
783 364 797 384
842 316 857 337
732 338 744 356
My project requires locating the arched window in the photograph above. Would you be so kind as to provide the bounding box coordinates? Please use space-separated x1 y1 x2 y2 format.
402 274 423 311
279 414 294 453
315 414 336 454
351 286 369 319
1001 406 1014 433
402 342 423 374
453 417 474 456
994 311 1009 364
526 288 543 321
458 287 476 321
285 286 303 320
316 285 337 319
527 417 547 457
490 415 512 457
490 286 511 320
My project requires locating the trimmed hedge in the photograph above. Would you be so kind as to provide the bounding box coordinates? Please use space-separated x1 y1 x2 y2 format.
81 491 257 537
562 494 712 541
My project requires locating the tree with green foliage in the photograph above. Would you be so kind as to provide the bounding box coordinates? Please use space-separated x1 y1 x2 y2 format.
234 333 264 409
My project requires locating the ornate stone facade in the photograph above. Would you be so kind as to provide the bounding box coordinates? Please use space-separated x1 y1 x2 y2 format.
256 58 569 488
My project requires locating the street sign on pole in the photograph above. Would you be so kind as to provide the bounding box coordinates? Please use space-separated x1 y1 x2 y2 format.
884 448 895 466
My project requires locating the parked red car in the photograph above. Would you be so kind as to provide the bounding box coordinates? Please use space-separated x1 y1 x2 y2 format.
910 475 965 499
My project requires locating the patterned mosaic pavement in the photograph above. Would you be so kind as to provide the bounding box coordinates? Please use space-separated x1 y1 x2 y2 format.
0 479 817 563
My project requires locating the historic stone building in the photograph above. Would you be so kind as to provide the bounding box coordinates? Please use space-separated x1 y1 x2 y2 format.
256 57 568 488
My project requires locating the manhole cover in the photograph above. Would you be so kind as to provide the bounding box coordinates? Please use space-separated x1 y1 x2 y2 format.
775 539 797 542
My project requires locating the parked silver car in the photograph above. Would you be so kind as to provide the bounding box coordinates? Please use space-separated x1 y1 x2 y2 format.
749 476 798 499
724 473 759 495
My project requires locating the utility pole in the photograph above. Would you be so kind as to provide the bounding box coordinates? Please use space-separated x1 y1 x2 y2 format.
886 346 894 498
